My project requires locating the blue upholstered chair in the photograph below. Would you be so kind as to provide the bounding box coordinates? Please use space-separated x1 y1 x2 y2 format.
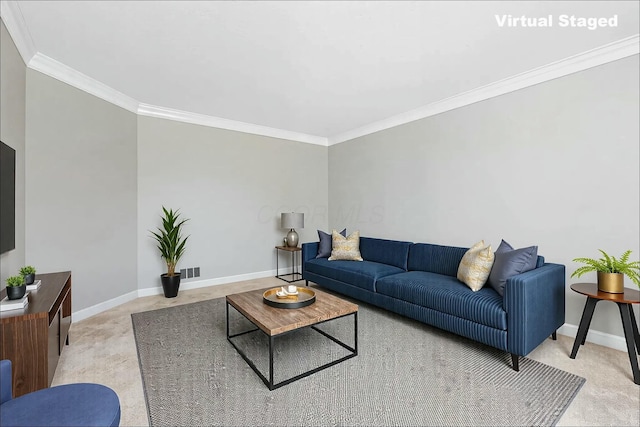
0 360 120 427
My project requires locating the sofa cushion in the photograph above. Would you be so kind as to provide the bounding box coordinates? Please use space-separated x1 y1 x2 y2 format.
329 230 363 261
407 244 468 277
488 240 538 296
376 271 507 330
359 237 412 270
457 241 495 291
316 228 346 258
305 258 404 292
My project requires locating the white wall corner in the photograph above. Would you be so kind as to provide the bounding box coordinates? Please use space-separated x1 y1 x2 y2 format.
328 35 640 145
137 103 328 146
0 0 36 65
71 290 140 323
28 53 139 113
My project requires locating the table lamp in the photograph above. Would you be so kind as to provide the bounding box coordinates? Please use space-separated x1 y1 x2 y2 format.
281 212 304 247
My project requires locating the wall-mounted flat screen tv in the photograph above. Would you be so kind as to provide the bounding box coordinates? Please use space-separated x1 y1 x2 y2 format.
0 141 16 253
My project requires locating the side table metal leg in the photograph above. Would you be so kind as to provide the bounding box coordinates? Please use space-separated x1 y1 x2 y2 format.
570 297 599 359
618 303 640 385
581 312 594 345
629 306 640 354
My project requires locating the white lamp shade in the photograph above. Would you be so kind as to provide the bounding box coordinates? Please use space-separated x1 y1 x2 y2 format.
281 212 304 229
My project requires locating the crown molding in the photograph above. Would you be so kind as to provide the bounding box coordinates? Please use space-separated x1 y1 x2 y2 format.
0 1 36 65
25 51 326 145
3 1 636 148
28 53 139 113
137 104 328 146
328 35 640 145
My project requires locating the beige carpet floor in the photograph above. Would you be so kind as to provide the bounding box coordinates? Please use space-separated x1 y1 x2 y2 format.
53 277 640 426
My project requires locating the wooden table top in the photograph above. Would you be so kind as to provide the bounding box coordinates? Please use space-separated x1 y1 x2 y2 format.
275 246 301 252
226 287 358 336
570 283 640 304
1 271 71 320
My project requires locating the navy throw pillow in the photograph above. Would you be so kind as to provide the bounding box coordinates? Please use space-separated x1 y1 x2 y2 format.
316 228 346 258
488 239 538 297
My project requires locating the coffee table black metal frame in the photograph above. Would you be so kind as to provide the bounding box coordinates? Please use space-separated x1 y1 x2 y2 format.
226 301 358 390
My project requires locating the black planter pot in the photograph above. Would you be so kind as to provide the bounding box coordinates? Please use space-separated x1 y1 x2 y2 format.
7 284 26 300
160 274 181 298
23 273 35 286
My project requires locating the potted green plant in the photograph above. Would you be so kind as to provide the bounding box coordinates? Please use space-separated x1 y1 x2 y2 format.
5 275 26 300
20 266 36 286
150 207 189 298
571 249 640 293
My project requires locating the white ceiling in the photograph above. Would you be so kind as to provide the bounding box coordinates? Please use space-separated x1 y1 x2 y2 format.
4 1 640 143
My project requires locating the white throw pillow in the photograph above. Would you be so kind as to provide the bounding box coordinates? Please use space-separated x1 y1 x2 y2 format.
328 230 363 261
457 240 495 291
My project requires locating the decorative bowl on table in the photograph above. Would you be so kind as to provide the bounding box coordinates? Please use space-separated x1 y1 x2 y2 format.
263 287 316 309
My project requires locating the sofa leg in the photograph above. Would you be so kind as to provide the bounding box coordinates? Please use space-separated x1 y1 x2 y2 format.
305 280 309 287
551 331 557 340
511 353 519 371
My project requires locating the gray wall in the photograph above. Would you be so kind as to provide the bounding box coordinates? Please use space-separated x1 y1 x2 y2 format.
25 70 138 311
5 12 636 345
0 20 26 286
328 55 640 340
137 116 328 291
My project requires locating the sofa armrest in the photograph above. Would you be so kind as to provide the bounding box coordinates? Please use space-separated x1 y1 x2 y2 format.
504 263 566 356
1 359 12 404
301 242 319 276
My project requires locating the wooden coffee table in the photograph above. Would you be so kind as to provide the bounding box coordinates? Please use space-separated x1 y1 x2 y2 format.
226 287 358 390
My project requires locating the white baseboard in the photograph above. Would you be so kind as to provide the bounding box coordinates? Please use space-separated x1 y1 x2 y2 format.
72 269 279 321
136 268 278 297
557 323 628 353
72 290 140 322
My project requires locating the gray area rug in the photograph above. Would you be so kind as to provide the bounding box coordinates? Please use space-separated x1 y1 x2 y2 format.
132 295 585 426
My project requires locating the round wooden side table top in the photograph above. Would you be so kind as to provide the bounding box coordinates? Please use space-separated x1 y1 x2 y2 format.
570 283 640 304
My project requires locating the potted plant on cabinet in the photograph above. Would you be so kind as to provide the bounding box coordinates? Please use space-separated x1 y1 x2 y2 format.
5 275 26 300
150 207 189 298
571 249 640 293
20 266 36 286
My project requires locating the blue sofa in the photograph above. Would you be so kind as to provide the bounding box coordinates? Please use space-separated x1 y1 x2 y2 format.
302 237 565 371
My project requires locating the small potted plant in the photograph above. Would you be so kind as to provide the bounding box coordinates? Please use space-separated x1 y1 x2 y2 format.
571 249 640 293
5 275 26 300
20 266 36 286
150 207 189 298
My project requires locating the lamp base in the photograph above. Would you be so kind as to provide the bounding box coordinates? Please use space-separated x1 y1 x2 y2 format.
286 229 299 247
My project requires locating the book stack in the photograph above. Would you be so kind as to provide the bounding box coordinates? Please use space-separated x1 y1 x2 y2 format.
26 280 41 291
0 293 29 312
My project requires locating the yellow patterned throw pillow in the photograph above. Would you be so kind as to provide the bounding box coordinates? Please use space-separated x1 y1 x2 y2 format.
457 240 495 291
328 230 363 261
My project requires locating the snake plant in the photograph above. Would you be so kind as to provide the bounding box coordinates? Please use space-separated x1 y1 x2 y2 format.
150 207 189 277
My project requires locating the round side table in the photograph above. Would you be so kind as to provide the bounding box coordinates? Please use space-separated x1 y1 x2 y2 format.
569 283 640 385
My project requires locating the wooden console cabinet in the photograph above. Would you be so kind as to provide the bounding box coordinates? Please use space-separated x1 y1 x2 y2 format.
1 271 71 397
